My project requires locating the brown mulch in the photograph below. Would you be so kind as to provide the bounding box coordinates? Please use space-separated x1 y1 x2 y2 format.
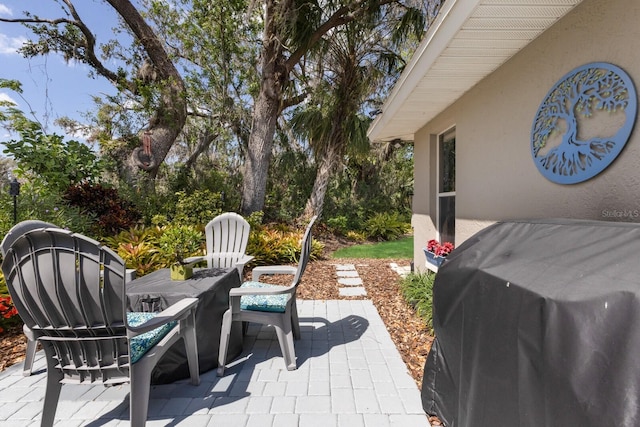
0 254 434 391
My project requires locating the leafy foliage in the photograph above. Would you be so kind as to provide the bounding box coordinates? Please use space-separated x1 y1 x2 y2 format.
63 183 141 237
247 222 324 265
172 190 224 227
157 224 204 265
104 226 165 277
364 212 410 241
3 121 105 192
399 271 436 335
0 274 20 334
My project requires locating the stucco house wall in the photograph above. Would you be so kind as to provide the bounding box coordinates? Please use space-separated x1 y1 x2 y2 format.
413 0 640 270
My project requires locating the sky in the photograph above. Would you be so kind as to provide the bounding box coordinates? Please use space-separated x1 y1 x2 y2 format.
0 1 122 141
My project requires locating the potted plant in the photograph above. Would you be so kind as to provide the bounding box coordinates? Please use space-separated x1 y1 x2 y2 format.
158 225 203 280
424 239 454 267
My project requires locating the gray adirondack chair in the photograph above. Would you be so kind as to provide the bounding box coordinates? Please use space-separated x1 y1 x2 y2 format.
0 220 57 377
0 221 136 377
1 224 200 427
185 212 254 279
217 216 317 374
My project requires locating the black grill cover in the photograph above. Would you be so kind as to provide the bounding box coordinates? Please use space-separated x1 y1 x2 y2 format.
422 219 640 427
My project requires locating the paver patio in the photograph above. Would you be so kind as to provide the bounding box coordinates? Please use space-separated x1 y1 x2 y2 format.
0 299 430 426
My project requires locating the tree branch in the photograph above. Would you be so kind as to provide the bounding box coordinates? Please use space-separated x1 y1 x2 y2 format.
0 1 126 88
284 0 397 72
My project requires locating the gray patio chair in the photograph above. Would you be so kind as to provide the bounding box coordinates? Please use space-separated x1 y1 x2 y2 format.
0 221 137 377
185 212 254 279
1 224 200 427
217 216 317 374
0 220 57 377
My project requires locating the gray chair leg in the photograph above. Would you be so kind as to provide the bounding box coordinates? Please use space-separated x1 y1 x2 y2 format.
41 354 63 427
217 309 233 376
182 312 200 385
23 337 37 376
291 299 301 340
274 314 297 371
129 368 151 427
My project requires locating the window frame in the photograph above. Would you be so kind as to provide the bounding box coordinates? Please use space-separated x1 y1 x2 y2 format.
436 126 456 244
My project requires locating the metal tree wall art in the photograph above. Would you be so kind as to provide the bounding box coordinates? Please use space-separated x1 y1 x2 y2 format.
531 62 637 184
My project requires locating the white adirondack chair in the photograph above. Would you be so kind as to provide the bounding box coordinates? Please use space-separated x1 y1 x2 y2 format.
185 212 254 279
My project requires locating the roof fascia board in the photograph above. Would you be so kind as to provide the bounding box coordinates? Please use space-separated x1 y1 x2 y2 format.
368 0 483 141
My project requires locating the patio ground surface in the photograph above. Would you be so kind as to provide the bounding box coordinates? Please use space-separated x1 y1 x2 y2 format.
0 298 432 426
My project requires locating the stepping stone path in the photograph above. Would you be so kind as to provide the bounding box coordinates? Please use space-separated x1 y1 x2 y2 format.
335 262 412 297
389 262 412 278
335 263 367 296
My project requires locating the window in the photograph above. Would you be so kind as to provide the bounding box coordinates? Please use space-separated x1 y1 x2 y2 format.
437 128 455 244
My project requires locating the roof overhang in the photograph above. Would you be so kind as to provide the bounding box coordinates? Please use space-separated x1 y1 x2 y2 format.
367 0 584 142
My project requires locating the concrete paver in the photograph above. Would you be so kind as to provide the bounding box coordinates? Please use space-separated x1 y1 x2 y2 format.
0 300 430 427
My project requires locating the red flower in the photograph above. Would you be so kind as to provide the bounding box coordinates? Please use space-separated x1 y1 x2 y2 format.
426 240 455 257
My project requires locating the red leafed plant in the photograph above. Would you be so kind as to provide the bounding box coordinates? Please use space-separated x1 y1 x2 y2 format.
426 239 455 257
0 295 20 334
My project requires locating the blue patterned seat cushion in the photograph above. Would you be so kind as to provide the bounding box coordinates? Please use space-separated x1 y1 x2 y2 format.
240 281 289 313
127 312 177 364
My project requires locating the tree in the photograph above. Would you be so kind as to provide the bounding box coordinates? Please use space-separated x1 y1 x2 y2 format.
240 0 430 215
289 4 434 222
1 0 187 187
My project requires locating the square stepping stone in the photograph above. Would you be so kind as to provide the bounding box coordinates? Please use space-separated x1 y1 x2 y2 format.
337 271 359 278
338 278 363 286
335 264 356 271
339 287 367 296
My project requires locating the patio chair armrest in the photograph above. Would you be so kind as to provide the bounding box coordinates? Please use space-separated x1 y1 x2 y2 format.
251 265 297 281
183 255 205 265
236 254 254 266
128 297 199 334
229 285 295 297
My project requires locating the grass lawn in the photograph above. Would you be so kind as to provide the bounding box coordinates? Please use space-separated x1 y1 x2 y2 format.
331 236 413 259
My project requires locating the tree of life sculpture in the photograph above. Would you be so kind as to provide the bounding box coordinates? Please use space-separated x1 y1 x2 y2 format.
531 62 637 184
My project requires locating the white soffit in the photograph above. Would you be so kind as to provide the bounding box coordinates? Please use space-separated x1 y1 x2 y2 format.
367 0 584 142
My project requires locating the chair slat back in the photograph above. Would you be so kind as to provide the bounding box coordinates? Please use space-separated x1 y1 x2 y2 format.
3 227 127 336
205 212 251 261
2 226 130 383
208 252 247 269
291 216 317 287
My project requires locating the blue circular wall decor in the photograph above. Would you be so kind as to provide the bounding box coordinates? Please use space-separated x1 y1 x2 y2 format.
531 62 637 184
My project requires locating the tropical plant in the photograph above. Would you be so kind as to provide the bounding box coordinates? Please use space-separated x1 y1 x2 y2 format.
104 225 164 276
63 182 141 237
399 271 436 335
247 223 324 265
364 212 410 241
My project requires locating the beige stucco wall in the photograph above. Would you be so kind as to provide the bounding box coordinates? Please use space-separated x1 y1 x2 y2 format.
413 0 640 271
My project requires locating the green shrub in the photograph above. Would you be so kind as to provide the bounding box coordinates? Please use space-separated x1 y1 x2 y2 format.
173 190 224 226
3 120 105 193
364 212 410 241
157 224 204 265
0 182 95 237
399 271 436 335
345 230 367 242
